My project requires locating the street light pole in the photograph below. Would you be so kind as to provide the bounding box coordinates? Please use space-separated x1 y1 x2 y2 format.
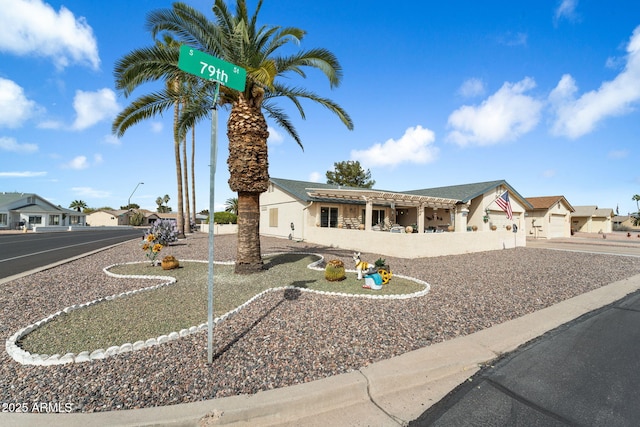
128 182 144 208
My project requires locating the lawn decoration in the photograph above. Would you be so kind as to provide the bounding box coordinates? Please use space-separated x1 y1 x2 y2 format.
353 252 376 280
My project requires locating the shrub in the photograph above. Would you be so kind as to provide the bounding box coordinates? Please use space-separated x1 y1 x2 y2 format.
146 219 178 246
325 259 346 282
129 211 145 226
213 211 237 224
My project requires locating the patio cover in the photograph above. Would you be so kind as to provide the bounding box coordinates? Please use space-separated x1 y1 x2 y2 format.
306 188 460 209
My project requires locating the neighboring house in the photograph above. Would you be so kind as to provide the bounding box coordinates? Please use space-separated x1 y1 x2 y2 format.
0 192 86 230
260 178 532 258
571 206 614 234
612 215 640 231
525 196 575 239
87 209 160 227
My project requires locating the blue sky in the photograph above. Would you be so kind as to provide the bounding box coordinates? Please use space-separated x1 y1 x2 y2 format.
1 0 639 215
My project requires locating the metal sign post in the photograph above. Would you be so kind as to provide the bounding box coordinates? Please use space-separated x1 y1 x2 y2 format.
179 46 245 364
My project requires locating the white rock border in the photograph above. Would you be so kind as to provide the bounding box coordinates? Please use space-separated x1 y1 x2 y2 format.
6 252 430 366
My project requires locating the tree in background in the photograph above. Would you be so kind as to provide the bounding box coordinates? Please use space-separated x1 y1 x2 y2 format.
121 203 140 210
156 195 172 213
224 197 238 215
69 200 88 212
326 160 375 188
633 194 640 226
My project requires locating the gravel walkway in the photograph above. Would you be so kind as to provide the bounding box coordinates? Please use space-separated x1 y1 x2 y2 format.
1 233 640 413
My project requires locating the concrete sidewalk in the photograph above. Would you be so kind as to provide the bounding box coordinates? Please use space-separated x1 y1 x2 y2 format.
4 272 640 427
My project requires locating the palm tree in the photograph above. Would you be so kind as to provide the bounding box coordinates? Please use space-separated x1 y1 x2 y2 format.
69 200 88 212
113 34 190 238
633 194 640 212
224 197 238 215
117 1 353 273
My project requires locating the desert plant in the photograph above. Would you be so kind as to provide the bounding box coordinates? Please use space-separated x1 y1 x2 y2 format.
374 258 386 268
146 219 178 246
129 211 145 226
324 259 346 282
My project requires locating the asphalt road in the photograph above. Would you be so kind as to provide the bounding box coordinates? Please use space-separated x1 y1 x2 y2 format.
0 228 143 282
410 236 640 426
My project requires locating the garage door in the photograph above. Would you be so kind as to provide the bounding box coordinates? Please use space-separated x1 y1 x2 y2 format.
549 214 566 238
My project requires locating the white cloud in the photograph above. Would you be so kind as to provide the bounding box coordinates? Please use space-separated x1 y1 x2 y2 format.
71 186 110 198
0 136 38 153
150 122 163 133
608 149 628 159
458 78 486 98
498 32 528 47
549 26 640 139
93 153 103 164
351 125 439 168
0 78 38 128
308 172 322 182
71 88 119 130
0 0 99 70
267 126 284 145
0 171 47 178
541 169 556 178
64 155 89 170
103 134 121 145
554 0 579 24
447 77 542 146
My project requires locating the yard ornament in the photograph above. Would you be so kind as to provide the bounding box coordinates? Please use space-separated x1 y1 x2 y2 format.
352 252 376 280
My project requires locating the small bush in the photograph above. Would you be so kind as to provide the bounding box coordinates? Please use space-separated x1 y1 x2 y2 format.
213 211 237 224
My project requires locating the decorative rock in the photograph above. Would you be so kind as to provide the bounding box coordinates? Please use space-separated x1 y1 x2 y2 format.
157 335 168 344
179 329 190 337
59 353 75 363
74 352 91 362
132 341 145 351
119 343 133 353
168 332 179 341
144 338 157 347
90 349 106 360
105 346 120 356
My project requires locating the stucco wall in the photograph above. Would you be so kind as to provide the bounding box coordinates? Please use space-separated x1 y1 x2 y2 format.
303 226 525 259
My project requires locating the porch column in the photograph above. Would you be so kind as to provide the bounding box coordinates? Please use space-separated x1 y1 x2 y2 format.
364 197 373 231
454 203 469 232
417 203 425 233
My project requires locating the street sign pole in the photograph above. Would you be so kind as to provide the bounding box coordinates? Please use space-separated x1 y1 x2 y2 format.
207 83 219 364
178 46 245 364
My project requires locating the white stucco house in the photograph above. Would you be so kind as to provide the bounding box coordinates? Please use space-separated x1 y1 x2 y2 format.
525 196 574 239
87 209 160 227
0 192 86 230
571 206 614 234
259 178 532 258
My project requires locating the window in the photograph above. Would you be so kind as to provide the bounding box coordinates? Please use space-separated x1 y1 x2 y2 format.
49 215 60 225
363 209 385 226
69 215 81 225
29 216 42 225
0 213 7 226
269 208 278 227
320 207 339 228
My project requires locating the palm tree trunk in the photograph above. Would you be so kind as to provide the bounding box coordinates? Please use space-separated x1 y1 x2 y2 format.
227 91 269 273
182 133 191 233
172 80 185 238
235 191 263 273
191 126 196 225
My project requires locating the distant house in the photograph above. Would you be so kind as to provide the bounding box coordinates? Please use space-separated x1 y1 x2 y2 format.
612 215 640 231
0 192 86 230
525 196 574 239
259 178 532 258
87 209 160 227
571 206 614 234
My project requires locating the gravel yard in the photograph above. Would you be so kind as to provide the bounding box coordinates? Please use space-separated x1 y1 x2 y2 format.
2 232 640 413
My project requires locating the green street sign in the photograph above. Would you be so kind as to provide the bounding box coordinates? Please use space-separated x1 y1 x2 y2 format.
178 45 246 92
